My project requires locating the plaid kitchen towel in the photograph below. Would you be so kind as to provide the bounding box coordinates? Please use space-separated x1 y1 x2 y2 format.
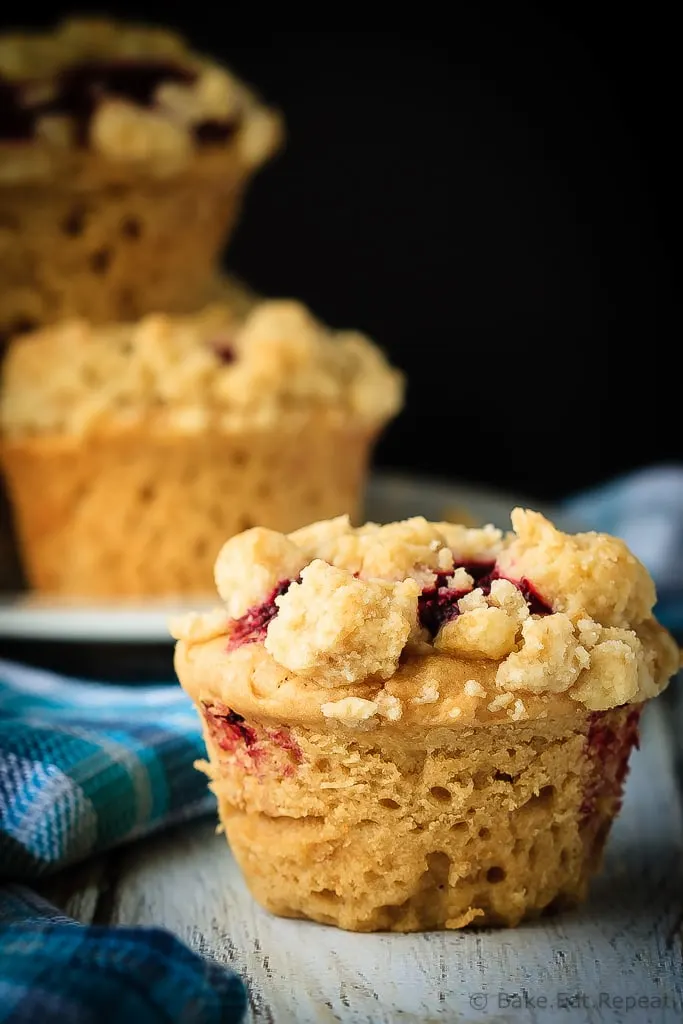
0 886 246 1023
561 464 683 634
0 658 214 879
0 661 246 1023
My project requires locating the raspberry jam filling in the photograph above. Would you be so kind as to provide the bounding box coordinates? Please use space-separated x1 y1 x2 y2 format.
226 579 293 651
226 561 553 651
417 561 553 638
1 60 239 144
193 119 239 145
208 337 237 364
55 58 197 110
0 77 34 140
581 707 641 821
203 702 303 777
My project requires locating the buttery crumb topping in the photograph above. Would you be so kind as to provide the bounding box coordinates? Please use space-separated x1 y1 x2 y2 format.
0 17 281 182
173 510 679 718
0 300 404 437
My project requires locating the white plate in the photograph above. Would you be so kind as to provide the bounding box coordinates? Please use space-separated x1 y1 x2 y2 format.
0 472 562 644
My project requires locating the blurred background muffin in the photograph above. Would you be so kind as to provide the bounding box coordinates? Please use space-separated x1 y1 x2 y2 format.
0 300 403 596
0 16 282 343
0 16 282 593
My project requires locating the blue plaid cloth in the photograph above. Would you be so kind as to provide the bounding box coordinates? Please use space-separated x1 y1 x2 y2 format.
561 464 683 634
0 658 214 878
0 886 246 1023
0 660 246 1022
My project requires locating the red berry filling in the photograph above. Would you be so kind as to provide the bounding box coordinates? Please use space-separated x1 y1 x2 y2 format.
0 77 34 140
417 572 480 638
507 577 553 617
0 59 239 145
226 561 554 651
203 702 303 778
418 561 552 638
581 706 641 821
226 579 293 651
209 707 257 749
57 58 196 111
193 119 239 145
208 336 237 364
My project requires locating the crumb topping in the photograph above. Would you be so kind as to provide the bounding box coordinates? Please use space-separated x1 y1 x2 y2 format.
264 560 421 685
0 300 404 437
214 528 307 619
0 18 281 181
320 696 379 726
496 509 656 628
173 511 679 715
168 606 229 644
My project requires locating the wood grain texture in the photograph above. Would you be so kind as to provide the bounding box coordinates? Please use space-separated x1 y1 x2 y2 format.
74 702 683 1024
39 856 109 925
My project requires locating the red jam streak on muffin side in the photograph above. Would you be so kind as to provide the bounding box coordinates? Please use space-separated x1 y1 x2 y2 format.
581 706 642 822
417 561 553 638
203 702 303 778
0 60 239 144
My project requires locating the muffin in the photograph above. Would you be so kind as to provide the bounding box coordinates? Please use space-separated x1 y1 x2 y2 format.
0 301 403 596
173 510 679 932
0 17 282 341
0 270 259 594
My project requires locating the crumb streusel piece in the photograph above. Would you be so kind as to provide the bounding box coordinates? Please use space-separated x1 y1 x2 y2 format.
180 511 677 716
1 300 403 439
0 16 281 181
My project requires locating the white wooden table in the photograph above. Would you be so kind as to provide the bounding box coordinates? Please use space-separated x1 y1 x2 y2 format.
44 698 683 1024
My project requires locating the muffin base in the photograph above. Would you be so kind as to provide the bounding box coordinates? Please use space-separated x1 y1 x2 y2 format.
1 419 375 596
198 703 640 932
0 170 244 342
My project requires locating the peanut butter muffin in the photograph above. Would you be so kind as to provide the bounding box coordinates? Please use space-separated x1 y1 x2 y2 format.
0 17 282 340
173 510 679 932
0 301 403 596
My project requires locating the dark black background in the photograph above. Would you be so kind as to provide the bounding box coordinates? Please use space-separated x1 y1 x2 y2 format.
4 8 681 501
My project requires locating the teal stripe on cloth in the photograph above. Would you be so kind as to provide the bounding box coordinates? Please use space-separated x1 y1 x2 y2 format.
0 661 245 1022
0 659 213 879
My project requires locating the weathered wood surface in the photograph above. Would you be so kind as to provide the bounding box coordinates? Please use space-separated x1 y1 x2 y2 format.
47 701 683 1024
